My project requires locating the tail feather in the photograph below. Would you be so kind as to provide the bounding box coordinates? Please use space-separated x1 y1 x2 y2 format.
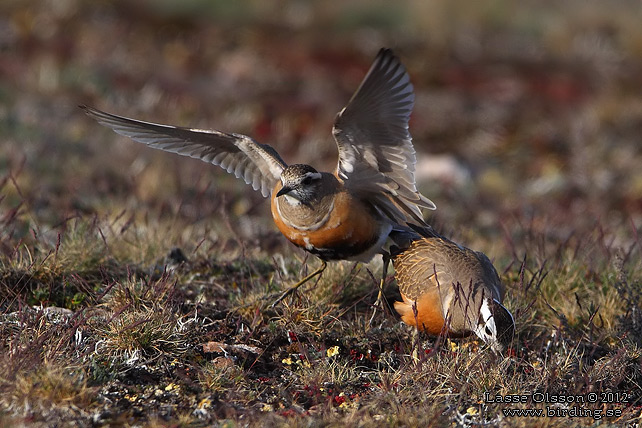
389 224 441 256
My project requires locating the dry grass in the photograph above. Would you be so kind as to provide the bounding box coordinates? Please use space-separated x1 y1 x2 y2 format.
1 0 642 426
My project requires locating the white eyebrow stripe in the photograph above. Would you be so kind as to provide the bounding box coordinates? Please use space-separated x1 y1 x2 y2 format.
480 299 493 324
306 172 322 180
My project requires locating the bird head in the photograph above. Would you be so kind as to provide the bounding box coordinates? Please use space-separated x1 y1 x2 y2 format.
277 164 323 204
473 298 515 353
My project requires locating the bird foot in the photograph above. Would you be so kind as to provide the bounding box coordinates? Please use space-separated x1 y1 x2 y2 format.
270 260 327 308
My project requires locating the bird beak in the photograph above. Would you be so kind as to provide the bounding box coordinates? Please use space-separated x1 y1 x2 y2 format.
490 340 506 354
276 185 293 197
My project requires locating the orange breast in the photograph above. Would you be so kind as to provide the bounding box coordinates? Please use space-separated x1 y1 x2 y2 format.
270 185 384 260
395 292 473 338
395 292 446 336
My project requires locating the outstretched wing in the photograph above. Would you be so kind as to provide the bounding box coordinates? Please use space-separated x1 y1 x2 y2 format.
332 48 435 225
81 106 286 197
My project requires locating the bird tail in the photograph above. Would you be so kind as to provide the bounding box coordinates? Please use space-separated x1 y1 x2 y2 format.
388 223 441 256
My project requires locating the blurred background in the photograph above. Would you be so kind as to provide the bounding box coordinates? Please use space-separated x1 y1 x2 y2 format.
2 0 642 260
3 3 642 424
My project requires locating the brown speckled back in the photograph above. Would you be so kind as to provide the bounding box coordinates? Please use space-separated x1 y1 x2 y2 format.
392 233 511 344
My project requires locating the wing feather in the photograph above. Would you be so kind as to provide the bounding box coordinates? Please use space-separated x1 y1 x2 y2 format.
81 105 286 197
333 49 435 226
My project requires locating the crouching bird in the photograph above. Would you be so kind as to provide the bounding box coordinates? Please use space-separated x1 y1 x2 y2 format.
81 48 435 305
390 227 514 352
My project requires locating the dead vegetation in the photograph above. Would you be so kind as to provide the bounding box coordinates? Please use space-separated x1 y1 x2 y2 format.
1 0 642 426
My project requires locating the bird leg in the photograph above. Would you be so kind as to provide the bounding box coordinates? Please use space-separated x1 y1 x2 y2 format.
271 260 327 308
368 251 391 326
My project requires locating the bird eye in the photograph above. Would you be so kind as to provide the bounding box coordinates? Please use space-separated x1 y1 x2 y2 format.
302 177 312 185
485 326 492 336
